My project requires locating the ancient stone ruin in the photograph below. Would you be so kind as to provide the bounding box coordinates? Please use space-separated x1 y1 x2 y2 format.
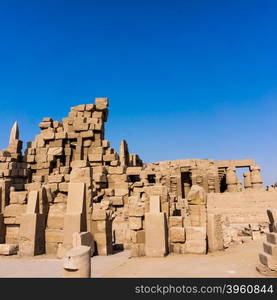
0 97 277 262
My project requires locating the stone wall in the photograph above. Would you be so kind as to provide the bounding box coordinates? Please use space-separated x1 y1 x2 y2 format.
207 191 277 225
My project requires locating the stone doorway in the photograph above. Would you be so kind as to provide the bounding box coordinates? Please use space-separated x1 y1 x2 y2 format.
181 172 192 198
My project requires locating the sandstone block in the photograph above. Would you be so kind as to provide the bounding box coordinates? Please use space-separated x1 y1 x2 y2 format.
183 240 207 254
92 210 107 221
4 204 26 217
95 98 108 110
43 132 55 140
131 230 145 244
93 232 113 256
48 174 64 183
88 154 103 162
145 212 168 257
26 190 39 214
66 183 85 214
169 216 183 227
85 104 95 111
263 242 277 257
56 132 67 139
129 206 145 217
170 227 186 243
186 226 206 240
19 213 46 256
47 216 64 230
43 117 53 122
207 214 224 252
59 182 68 192
259 252 277 271
70 160 89 168
10 191 27 204
48 147 63 156
267 232 277 245
45 229 64 243
129 217 142 230
0 244 18 255
111 196 124 206
73 232 95 256
131 243 145 257
149 195 161 213
114 189 129 197
63 214 86 245
63 246 91 278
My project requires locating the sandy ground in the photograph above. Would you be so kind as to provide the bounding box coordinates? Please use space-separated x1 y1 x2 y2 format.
0 239 267 278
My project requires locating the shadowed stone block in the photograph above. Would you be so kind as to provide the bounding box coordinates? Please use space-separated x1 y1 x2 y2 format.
73 232 95 256
0 244 18 255
0 214 5 243
259 253 277 271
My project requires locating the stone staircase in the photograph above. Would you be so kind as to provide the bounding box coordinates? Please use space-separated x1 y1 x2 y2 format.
259 232 277 271
257 209 277 276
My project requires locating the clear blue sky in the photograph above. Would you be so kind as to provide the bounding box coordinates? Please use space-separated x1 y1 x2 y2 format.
0 0 276 185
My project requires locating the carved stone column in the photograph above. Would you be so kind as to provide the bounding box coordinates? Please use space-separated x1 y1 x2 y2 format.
226 167 238 192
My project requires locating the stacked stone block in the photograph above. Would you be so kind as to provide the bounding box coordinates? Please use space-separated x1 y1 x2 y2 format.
258 209 277 274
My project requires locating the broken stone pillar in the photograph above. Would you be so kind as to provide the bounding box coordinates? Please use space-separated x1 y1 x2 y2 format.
119 139 129 167
145 195 168 257
267 209 277 233
191 167 204 188
63 246 91 278
91 209 113 255
243 172 252 190
129 204 145 257
226 168 238 192
207 214 224 252
69 161 92 232
62 183 87 253
72 232 95 256
257 209 277 275
19 190 46 256
185 185 207 254
207 162 219 193
250 165 263 190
